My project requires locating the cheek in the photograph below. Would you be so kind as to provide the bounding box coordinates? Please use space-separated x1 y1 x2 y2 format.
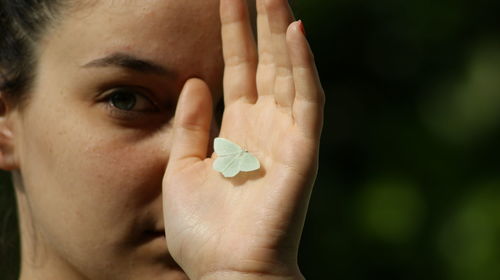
18 95 171 242
83 136 170 207
24 121 170 207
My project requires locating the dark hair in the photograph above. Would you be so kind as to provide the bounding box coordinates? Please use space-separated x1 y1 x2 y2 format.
0 171 20 279
0 0 67 107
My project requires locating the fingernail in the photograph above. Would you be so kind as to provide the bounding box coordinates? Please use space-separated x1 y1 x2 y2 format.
298 20 306 36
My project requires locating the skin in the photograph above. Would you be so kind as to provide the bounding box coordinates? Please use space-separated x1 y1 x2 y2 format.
0 0 324 279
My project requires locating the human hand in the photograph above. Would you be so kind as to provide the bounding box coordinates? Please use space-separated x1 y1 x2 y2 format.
162 0 324 279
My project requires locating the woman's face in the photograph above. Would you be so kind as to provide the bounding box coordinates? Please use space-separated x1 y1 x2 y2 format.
11 0 224 279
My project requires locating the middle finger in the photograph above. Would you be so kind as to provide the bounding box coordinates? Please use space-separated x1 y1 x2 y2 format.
266 0 295 108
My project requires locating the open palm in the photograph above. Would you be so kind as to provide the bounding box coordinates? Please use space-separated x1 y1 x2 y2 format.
162 0 324 279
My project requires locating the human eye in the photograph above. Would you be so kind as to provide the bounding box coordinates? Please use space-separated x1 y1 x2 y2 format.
104 87 157 112
97 86 164 122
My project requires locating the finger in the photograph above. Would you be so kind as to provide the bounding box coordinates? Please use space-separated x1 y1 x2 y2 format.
256 0 275 98
266 0 295 108
220 0 258 105
169 78 213 165
287 21 325 138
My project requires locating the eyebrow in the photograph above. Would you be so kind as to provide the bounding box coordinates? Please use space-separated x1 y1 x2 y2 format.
81 52 170 76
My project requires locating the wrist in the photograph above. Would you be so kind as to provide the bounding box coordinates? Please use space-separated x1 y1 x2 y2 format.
199 271 305 280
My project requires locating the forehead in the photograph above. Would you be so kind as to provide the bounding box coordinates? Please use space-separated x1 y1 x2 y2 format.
40 0 223 82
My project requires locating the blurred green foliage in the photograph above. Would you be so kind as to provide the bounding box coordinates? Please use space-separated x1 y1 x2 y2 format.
1 0 500 279
295 0 500 279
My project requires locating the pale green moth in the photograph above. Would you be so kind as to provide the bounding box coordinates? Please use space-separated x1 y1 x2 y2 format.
212 137 260 178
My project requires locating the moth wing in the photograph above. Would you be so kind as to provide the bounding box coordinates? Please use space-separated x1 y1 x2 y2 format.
239 152 260 172
221 159 241 178
213 155 236 173
214 138 242 156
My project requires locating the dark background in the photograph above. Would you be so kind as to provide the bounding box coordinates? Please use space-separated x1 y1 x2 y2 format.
2 0 500 279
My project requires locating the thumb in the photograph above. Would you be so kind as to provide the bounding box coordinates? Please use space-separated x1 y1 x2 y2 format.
169 78 213 165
